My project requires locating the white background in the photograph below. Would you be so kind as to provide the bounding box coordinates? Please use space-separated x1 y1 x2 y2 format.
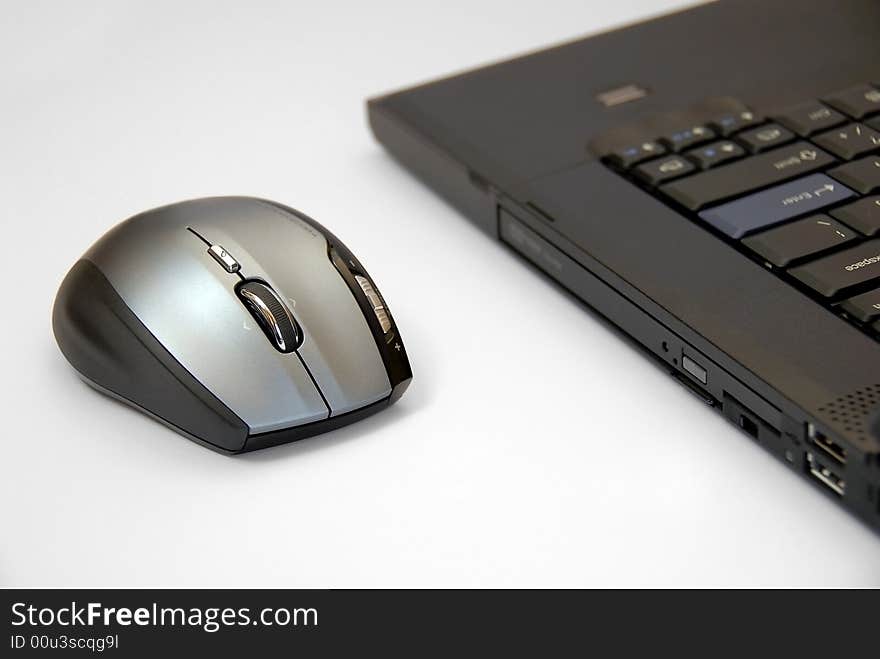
3 0 878 587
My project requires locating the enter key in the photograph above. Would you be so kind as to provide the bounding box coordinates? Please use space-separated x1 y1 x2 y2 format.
698 173 854 239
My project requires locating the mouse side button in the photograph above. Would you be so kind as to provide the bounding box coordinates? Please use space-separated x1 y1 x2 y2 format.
354 275 393 333
329 246 412 399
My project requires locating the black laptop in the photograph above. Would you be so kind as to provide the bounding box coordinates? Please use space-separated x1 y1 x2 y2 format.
368 0 880 531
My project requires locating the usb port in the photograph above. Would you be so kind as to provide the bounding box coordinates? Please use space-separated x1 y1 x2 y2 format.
806 452 846 497
807 423 846 465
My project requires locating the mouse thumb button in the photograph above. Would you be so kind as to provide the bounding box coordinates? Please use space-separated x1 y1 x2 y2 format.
236 280 302 353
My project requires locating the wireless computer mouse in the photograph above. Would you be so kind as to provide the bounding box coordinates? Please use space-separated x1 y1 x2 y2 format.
52 197 412 453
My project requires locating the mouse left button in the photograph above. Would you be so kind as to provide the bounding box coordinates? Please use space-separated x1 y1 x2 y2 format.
52 259 251 452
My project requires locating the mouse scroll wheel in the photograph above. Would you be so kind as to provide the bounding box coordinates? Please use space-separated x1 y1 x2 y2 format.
237 280 302 353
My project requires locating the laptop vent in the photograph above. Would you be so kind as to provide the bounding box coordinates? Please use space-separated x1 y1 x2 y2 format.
818 384 880 444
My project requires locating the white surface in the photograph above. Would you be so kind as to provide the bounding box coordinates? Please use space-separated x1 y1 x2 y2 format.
3 0 878 587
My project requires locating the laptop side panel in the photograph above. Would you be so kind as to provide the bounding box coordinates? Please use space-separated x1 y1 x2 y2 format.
367 0 880 528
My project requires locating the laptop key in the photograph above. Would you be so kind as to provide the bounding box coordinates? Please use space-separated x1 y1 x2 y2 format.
839 289 880 322
708 109 762 136
789 239 880 298
599 85 880 336
684 140 744 169
823 84 880 120
830 196 880 235
742 215 858 267
607 141 667 168
633 154 695 185
828 155 880 194
737 123 795 153
697 174 854 239
660 142 836 211
658 125 716 152
774 101 847 136
813 123 880 160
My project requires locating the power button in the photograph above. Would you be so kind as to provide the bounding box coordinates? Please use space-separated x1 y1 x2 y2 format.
207 244 240 273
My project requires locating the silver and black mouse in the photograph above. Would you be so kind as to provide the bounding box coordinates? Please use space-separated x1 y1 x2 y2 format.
52 197 412 453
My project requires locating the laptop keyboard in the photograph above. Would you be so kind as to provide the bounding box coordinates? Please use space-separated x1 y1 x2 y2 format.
602 83 880 337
